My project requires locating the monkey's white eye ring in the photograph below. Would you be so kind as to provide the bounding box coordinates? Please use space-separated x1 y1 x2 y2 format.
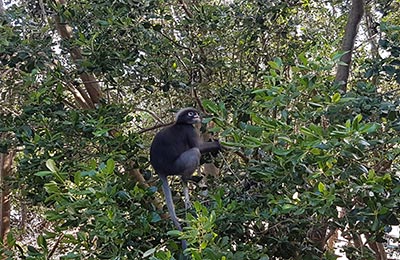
188 112 194 116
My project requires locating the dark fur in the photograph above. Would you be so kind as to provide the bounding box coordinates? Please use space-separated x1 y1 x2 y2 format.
150 108 221 249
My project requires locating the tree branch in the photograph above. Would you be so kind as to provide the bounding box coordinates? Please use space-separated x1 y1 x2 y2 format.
136 122 173 134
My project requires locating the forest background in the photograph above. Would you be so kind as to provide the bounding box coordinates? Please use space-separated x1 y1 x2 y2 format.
0 0 399 259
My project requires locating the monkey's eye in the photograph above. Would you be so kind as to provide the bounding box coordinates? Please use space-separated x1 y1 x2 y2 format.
188 112 195 116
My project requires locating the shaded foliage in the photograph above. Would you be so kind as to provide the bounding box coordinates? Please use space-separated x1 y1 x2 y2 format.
1 0 399 260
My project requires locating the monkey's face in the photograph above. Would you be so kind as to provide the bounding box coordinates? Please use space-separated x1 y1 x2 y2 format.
176 108 201 124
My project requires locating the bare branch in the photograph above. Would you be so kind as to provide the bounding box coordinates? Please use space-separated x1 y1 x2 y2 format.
135 108 164 124
136 122 174 134
178 0 193 18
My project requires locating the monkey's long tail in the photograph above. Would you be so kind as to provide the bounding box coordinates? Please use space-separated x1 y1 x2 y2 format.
159 175 188 251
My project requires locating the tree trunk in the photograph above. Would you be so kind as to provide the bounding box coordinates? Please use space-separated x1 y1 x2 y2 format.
364 7 380 85
54 0 102 108
0 0 4 14
0 151 15 246
0 0 12 250
335 0 364 91
52 0 162 211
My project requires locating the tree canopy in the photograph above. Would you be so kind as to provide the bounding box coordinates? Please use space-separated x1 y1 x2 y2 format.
1 0 399 259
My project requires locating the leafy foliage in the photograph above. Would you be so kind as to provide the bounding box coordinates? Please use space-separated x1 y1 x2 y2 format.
1 0 399 260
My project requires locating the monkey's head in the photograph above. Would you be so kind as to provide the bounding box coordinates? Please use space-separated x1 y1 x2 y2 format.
175 107 201 125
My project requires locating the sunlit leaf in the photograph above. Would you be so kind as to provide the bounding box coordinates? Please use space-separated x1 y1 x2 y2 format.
143 248 156 258
46 159 58 173
332 93 341 103
318 182 326 193
34 171 53 177
167 230 181 237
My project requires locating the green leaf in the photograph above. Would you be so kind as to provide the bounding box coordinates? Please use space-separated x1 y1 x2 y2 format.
167 230 181 237
318 182 326 193
359 123 379 134
93 129 109 137
326 160 334 169
243 136 264 145
192 251 202 260
34 171 53 177
150 212 161 223
45 210 64 221
332 50 350 61
105 158 115 174
202 100 219 114
221 141 246 148
46 159 58 173
274 57 283 67
97 20 109 26
371 216 379 231
44 181 60 194
278 136 292 143
354 114 363 123
301 127 318 137
352 114 363 130
368 169 376 180
27 245 40 254
252 88 268 94
143 248 156 258
268 61 279 70
298 52 308 66
74 171 81 185
37 235 47 251
310 148 321 155
273 149 291 156
308 102 323 108
268 58 283 70
200 241 207 249
62 253 81 259
241 123 263 136
81 170 96 177
7 232 16 247
332 93 341 103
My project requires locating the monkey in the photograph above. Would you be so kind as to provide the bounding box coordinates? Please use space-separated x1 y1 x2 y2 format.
150 107 221 250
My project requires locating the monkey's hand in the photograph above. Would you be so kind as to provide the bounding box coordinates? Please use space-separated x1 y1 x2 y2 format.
210 139 223 157
213 139 229 153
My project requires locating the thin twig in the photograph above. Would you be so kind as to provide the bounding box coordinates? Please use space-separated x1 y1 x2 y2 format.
192 88 205 114
135 108 164 124
48 233 64 259
219 151 241 182
178 0 193 18
159 31 192 52
136 122 174 134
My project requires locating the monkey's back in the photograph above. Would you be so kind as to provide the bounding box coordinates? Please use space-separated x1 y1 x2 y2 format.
150 124 196 176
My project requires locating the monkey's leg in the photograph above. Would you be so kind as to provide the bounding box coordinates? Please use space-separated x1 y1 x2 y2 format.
174 148 200 210
173 148 201 177
182 180 191 210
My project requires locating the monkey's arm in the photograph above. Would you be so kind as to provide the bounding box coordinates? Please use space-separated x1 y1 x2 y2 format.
198 140 221 154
